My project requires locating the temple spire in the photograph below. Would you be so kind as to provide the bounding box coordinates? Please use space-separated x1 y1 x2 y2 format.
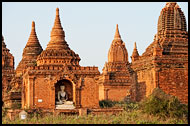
131 42 139 62
26 21 40 46
37 8 80 67
134 42 137 49
114 24 121 40
53 8 63 29
46 8 67 50
132 42 139 57
16 21 43 76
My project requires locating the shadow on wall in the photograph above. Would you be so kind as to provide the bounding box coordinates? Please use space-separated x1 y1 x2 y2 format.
136 82 146 102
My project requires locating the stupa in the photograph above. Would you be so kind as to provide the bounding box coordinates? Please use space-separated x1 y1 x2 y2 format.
16 21 43 76
22 8 100 109
99 24 137 101
131 2 188 103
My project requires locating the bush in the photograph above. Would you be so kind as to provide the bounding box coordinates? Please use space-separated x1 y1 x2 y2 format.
140 88 188 118
11 101 21 109
99 100 117 108
2 107 8 118
123 102 139 111
167 97 188 118
99 99 139 111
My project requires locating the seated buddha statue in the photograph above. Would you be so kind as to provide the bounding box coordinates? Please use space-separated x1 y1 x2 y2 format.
56 85 68 105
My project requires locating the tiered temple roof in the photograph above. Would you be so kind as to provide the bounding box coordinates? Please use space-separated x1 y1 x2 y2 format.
37 8 80 67
108 24 128 63
103 24 132 76
157 2 187 38
141 2 188 57
16 21 43 76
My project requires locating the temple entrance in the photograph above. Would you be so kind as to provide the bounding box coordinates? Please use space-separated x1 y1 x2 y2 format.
55 79 75 109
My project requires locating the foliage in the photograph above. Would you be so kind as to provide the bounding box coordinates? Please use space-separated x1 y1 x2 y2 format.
3 88 187 124
2 107 8 118
27 108 44 119
99 99 139 112
99 100 117 108
140 88 188 119
114 101 139 111
11 100 22 109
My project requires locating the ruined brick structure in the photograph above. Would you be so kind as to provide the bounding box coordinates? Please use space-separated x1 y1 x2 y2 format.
2 2 188 110
2 35 15 102
131 2 188 104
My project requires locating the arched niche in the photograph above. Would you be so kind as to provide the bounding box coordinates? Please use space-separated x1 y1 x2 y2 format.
55 79 73 104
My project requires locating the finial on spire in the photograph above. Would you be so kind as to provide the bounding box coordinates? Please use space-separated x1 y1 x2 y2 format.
114 24 121 39
52 7 62 29
30 21 36 33
32 21 35 28
56 8 59 15
47 7 65 50
26 21 39 46
134 42 137 49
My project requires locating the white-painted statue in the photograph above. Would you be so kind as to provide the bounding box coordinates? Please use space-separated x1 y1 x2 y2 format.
56 85 68 105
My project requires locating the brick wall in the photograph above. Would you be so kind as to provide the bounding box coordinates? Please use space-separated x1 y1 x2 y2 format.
99 84 105 101
104 85 131 101
80 77 99 108
135 68 156 101
158 68 188 104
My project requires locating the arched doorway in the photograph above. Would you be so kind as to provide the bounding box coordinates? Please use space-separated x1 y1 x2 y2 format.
55 79 73 104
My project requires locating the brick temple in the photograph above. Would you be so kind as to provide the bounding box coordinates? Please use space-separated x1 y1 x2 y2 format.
2 2 188 110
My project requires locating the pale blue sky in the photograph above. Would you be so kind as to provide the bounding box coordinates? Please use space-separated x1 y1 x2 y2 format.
2 2 188 72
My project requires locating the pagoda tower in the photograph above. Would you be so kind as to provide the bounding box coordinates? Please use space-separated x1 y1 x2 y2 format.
131 42 139 62
131 2 188 104
99 24 137 101
2 35 15 101
37 8 80 67
22 8 100 109
16 21 43 76
157 2 188 55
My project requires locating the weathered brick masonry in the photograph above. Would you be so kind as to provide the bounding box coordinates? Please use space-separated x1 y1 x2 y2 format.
2 2 188 110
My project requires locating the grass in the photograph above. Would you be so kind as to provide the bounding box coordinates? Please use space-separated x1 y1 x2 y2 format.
2 88 188 124
2 109 188 124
